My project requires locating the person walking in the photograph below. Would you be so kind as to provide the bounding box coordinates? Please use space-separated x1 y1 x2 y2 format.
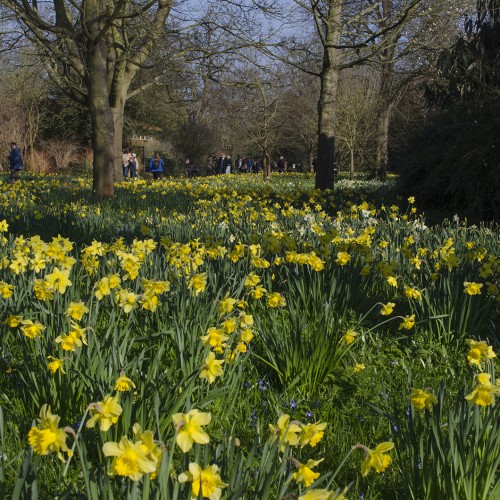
149 152 164 180
122 148 132 180
8 142 23 184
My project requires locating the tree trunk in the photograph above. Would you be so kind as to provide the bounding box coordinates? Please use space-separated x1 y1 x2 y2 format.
87 39 115 199
375 104 391 179
350 147 355 180
111 104 125 181
315 2 343 190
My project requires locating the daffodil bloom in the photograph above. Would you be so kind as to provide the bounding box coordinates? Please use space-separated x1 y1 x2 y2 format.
87 394 123 431
219 297 237 314
3 314 22 327
199 352 224 384
269 414 302 449
201 327 229 349
354 363 366 373
188 273 207 295
47 356 65 374
172 409 211 452
463 281 483 295
341 330 357 344
409 389 438 410
28 404 71 461
34 279 54 301
239 312 254 328
380 302 396 315
249 285 267 299
292 458 324 487
221 318 237 333
140 291 160 312
20 319 46 339
116 289 138 313
404 286 422 300
178 463 227 500
45 267 72 294
299 489 346 500
299 422 327 447
115 375 136 392
335 252 351 266
244 272 261 288
0 281 14 298
466 339 496 366
358 442 395 476
465 373 500 407
103 436 157 481
387 276 397 287
267 292 286 308
240 329 254 343
399 314 415 330
66 301 89 321
132 423 163 478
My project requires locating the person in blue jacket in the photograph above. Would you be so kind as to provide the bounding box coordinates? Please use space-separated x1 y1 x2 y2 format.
149 151 164 180
8 142 23 183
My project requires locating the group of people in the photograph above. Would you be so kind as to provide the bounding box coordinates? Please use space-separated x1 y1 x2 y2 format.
122 148 165 180
206 153 303 175
206 154 263 175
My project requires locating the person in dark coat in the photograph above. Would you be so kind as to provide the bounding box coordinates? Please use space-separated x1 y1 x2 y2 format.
8 142 23 184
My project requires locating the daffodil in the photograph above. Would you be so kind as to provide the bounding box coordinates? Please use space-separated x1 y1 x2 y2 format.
269 414 302 449
409 389 438 410
399 314 415 330
115 374 136 392
463 281 483 295
188 273 207 295
299 422 327 447
292 458 324 487
20 319 46 339
47 356 65 374
267 292 286 308
341 330 357 344
87 394 123 431
199 352 224 384
466 339 496 367
172 409 211 452
357 442 395 476
28 404 71 461
45 267 72 294
380 302 395 316
66 301 89 321
178 463 227 500
103 435 157 481
299 489 346 500
465 373 500 407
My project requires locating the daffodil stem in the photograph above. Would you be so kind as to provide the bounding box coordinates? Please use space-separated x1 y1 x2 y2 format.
63 407 89 478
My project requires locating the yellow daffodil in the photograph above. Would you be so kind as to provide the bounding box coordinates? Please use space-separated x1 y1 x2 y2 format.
114 374 136 392
341 330 357 344
178 463 227 500
465 373 500 407
267 292 286 308
188 273 207 295
47 356 65 374
172 409 211 452
399 314 415 330
20 319 46 339
380 302 396 316
299 422 327 447
409 389 438 410
292 458 324 487
66 301 89 321
463 282 483 295
86 394 123 431
466 339 496 367
269 414 302 449
357 442 395 476
28 404 71 462
199 352 224 384
103 436 157 481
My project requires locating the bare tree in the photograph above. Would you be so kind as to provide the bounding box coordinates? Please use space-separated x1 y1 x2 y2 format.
0 1 180 198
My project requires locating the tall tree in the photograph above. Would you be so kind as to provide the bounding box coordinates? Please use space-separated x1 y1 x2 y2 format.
270 0 423 190
1 1 176 198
